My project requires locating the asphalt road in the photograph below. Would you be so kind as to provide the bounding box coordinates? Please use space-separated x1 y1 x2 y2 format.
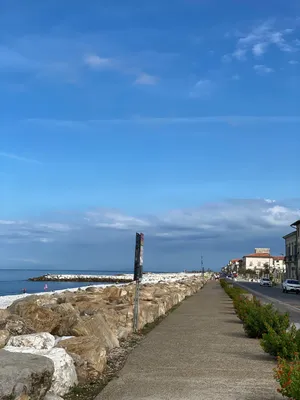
234 281 300 324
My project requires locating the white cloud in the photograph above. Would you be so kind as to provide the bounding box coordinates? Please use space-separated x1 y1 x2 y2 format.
0 220 18 225
289 60 299 65
190 79 214 98
1 199 299 245
83 54 112 69
1 199 299 269
252 42 268 56
231 20 298 62
254 64 274 75
232 48 247 61
264 199 276 204
231 74 240 81
86 211 150 230
134 73 158 85
9 258 39 264
0 152 41 164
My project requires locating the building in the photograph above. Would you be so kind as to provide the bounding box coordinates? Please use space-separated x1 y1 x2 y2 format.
242 248 273 271
241 248 285 274
272 256 285 271
283 220 300 279
228 258 243 272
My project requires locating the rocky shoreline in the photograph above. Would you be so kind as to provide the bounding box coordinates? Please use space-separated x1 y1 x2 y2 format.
28 274 133 284
0 275 206 399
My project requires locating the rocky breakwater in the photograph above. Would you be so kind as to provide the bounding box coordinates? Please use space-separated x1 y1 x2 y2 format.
0 275 206 399
29 273 133 284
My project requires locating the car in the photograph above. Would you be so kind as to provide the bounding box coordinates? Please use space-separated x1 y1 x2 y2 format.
260 277 272 287
282 279 300 294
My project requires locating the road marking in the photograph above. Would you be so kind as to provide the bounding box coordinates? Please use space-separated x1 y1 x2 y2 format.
235 282 300 314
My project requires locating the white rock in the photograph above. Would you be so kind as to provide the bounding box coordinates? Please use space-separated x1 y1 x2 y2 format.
44 393 64 400
4 346 77 396
7 332 55 350
45 348 77 396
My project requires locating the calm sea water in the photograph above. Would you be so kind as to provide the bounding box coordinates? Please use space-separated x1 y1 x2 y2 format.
0 269 133 296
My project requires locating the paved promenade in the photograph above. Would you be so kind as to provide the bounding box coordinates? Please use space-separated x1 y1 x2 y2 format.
96 282 282 400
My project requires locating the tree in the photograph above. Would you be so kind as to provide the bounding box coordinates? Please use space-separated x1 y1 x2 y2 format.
263 263 270 276
264 263 270 275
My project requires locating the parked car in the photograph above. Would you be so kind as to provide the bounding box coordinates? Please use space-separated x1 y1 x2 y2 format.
282 279 300 294
260 277 272 287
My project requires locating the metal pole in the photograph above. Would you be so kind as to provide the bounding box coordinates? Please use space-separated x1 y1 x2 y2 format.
201 255 204 277
133 279 140 332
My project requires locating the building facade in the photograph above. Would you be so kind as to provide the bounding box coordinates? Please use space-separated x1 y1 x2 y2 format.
242 248 273 271
241 248 285 274
228 258 243 272
283 220 300 279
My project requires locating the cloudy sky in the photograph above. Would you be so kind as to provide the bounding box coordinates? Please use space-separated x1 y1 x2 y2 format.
1 0 300 271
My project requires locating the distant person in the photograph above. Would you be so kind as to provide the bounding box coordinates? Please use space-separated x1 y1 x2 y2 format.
44 284 48 291
22 288 27 294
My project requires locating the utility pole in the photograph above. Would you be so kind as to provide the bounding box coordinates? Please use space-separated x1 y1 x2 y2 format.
133 232 144 333
201 255 204 277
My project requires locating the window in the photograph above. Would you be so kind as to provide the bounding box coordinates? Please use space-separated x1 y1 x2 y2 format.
249 262 253 266
257 262 261 267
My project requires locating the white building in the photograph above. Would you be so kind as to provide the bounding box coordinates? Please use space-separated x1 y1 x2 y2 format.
272 256 285 271
242 248 285 273
228 258 242 272
242 248 273 271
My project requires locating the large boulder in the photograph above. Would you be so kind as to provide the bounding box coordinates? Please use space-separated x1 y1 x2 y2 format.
0 349 54 400
50 303 80 337
101 286 129 302
0 330 10 349
43 348 78 396
4 345 78 397
9 295 57 314
58 336 107 383
69 313 119 350
138 301 160 328
0 314 35 336
74 299 108 316
0 310 10 320
8 296 61 333
7 332 55 350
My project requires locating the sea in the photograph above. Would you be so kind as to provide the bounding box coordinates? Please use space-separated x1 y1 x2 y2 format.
0 269 133 297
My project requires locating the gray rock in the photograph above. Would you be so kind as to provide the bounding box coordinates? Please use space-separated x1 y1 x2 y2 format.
0 349 54 400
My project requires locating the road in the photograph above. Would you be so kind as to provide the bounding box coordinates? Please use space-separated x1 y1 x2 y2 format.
234 281 300 324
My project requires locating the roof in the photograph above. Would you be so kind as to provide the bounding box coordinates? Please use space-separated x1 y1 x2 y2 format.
283 231 297 239
243 253 272 258
230 258 242 263
243 253 284 260
291 220 300 227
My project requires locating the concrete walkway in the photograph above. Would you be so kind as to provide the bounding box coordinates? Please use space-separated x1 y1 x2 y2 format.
96 282 282 400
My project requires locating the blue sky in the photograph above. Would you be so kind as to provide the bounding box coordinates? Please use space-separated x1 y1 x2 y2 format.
1 0 300 271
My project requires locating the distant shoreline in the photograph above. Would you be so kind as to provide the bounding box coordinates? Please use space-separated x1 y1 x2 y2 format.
28 274 133 284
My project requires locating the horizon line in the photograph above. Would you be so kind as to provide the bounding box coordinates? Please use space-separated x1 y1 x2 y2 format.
24 115 300 126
